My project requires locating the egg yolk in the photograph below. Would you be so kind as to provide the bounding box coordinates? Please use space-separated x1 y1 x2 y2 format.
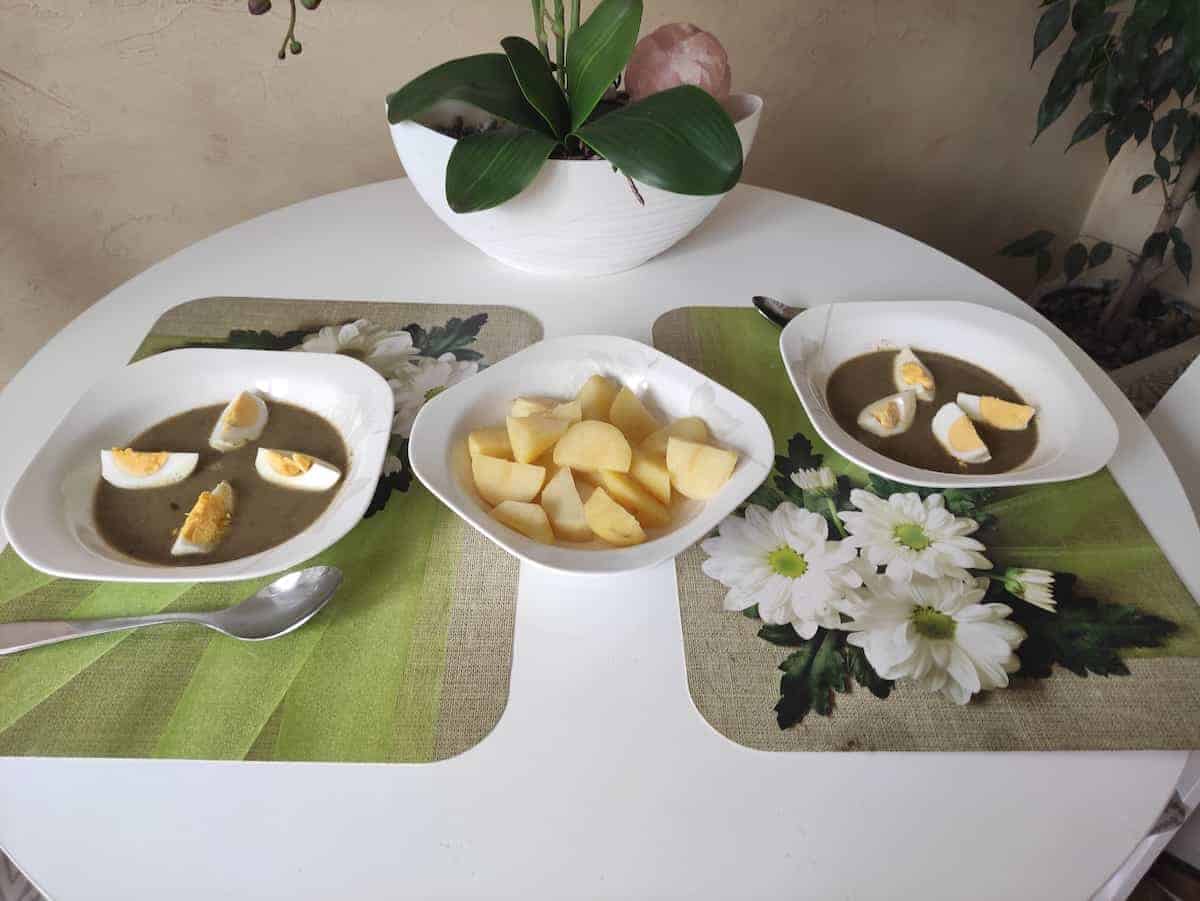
111 448 168 476
979 396 1035 430
264 450 314 477
899 362 934 390
947 415 985 452
223 392 259 427
872 401 901 429
180 490 232 546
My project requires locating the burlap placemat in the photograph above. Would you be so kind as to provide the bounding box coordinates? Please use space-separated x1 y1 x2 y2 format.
0 297 540 762
654 306 1200 751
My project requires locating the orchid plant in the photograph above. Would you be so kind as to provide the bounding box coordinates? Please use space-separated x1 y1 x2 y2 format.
383 0 742 213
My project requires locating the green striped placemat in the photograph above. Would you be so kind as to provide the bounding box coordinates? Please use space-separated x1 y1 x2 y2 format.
654 306 1200 751
0 297 541 762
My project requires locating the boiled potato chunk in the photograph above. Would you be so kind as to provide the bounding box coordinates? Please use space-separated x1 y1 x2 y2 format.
640 416 710 457
576 374 620 421
584 487 647 547
666 437 738 500
507 414 569 464
628 448 671 505
599 470 671 528
553 421 632 473
490 500 555 545
540 467 592 542
472 455 546 506
510 396 554 418
550 399 583 423
468 426 512 460
608 387 662 444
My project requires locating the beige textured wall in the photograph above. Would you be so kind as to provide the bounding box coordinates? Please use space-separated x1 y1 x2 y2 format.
1 0 1108 385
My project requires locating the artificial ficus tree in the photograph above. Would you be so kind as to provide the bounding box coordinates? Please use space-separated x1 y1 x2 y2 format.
1002 0 1200 339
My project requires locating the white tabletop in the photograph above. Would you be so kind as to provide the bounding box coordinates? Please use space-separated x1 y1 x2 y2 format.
1 181 1195 901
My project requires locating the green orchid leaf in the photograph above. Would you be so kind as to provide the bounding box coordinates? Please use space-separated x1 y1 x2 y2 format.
501 36 570 137
445 127 559 213
574 86 743 195
387 54 549 134
999 230 1055 257
565 0 642 131
774 628 849 729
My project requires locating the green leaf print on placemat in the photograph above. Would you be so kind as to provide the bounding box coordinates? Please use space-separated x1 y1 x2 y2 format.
654 306 1200 752
0 298 540 762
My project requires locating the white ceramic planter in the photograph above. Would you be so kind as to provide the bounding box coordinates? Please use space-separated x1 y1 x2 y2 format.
388 93 763 277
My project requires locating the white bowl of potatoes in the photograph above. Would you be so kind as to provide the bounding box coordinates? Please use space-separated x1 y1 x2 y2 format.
407 335 774 575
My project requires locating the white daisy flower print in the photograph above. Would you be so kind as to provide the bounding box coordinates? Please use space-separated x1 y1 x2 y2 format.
841 572 1025 705
1002 567 1056 612
295 318 418 376
839 489 991 582
389 353 478 438
701 503 863 639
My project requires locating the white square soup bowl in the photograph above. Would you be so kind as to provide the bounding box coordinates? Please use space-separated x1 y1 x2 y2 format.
408 335 774 576
780 301 1119 489
2 348 393 582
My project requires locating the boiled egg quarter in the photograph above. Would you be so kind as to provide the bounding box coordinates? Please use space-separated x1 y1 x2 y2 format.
100 449 199 490
209 391 269 452
956 393 1036 431
255 449 341 492
856 390 917 438
932 403 991 464
892 347 936 403
171 480 236 556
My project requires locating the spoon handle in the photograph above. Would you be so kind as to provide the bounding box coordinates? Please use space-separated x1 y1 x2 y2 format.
0 613 206 655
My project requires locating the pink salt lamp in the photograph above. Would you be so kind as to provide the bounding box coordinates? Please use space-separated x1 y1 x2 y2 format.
624 22 732 103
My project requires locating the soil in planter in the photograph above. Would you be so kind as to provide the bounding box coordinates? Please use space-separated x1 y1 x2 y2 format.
1034 285 1200 370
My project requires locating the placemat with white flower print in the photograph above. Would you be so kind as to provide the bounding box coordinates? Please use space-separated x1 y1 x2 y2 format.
0 297 540 762
654 307 1200 751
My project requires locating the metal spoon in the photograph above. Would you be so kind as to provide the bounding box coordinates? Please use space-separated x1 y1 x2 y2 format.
753 295 805 329
0 565 342 655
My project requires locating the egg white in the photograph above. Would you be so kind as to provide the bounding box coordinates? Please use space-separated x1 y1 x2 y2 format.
931 402 991 464
209 391 269 452
254 448 341 492
892 347 936 403
856 390 917 438
171 480 236 556
99 450 199 490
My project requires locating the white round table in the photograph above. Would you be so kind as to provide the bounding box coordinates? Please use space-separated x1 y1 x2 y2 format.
1 181 1194 900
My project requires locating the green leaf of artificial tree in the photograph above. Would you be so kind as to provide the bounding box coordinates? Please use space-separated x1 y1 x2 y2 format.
1175 237 1193 282
444 127 558 213
1036 248 1053 280
1126 106 1152 144
573 86 743 195
1106 124 1131 161
1089 241 1114 267
999 229 1056 257
1154 153 1172 180
1184 2 1200 81
501 36 570 137
1132 173 1157 193
565 0 643 131
1144 230 1170 259
774 629 849 729
1067 111 1111 149
1152 115 1175 153
1032 0 1070 66
1035 12 1117 140
386 54 549 133
1063 241 1089 281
